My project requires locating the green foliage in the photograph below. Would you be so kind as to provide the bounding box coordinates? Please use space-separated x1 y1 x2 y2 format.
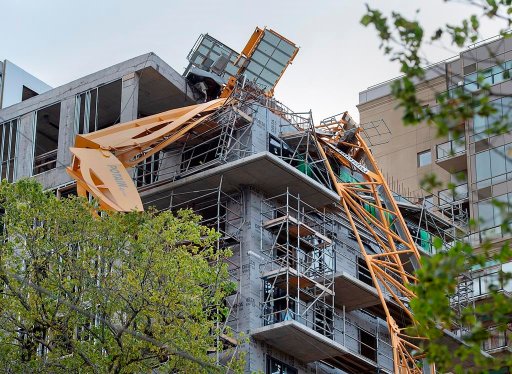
362 1 512 372
0 179 244 373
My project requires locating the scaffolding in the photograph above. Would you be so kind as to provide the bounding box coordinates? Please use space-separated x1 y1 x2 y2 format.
156 178 245 362
260 191 335 338
257 192 396 372
133 95 254 188
449 271 474 336
133 84 333 197
132 91 417 372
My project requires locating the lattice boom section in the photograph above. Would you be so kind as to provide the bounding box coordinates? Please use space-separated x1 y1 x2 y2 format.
315 117 432 374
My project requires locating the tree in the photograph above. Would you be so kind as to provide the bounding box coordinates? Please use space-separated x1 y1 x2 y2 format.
361 2 512 373
0 179 243 373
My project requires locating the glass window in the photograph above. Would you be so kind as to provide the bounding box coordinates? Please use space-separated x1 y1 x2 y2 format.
74 80 121 135
503 262 512 292
278 40 297 57
266 59 285 75
473 114 487 135
260 69 279 86
417 149 432 167
490 145 507 181
493 65 505 85
465 72 477 83
262 31 280 48
482 69 493 86
271 49 290 66
494 194 509 228
502 96 512 123
481 272 500 294
252 50 270 66
465 81 479 92
476 144 512 185
258 39 275 56
34 102 61 175
475 150 491 182
247 61 264 77
424 195 434 210
506 144 512 173
478 200 494 229
491 99 503 122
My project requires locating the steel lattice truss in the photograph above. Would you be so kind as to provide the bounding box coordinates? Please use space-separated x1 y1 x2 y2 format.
315 113 432 374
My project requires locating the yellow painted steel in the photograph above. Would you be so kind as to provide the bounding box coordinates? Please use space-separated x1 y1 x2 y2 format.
315 116 433 374
220 27 298 98
67 99 227 212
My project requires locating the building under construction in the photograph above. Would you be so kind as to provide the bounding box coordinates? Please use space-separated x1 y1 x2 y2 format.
0 28 461 373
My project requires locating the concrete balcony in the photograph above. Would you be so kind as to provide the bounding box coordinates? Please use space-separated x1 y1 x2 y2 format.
332 271 411 326
252 317 393 373
435 138 467 173
332 246 413 326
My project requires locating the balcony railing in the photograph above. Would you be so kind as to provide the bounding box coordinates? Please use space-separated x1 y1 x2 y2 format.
438 183 469 205
436 137 466 160
468 223 512 244
482 326 512 353
471 268 512 299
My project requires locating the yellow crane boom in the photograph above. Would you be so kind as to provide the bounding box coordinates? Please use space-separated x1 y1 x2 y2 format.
315 112 431 373
67 98 226 211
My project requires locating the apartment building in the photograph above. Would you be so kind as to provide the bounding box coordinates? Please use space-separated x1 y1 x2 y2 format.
0 30 451 373
359 35 512 361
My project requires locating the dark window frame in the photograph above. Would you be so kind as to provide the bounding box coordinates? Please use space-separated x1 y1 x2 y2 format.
266 355 297 374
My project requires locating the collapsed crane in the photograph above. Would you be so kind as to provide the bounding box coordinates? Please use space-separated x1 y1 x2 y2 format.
315 113 431 373
67 27 432 374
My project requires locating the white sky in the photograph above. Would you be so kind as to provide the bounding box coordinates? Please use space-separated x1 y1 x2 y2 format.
2 0 505 122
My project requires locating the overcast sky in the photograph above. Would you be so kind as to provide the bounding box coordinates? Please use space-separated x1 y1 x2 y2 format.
2 0 505 121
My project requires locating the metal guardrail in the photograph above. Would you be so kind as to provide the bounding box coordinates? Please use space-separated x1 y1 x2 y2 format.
436 137 466 160
33 149 57 175
438 183 469 205
482 325 512 353
471 268 512 299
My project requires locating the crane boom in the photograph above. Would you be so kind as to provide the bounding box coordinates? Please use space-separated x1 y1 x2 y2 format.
67 98 226 211
67 26 298 211
315 112 431 373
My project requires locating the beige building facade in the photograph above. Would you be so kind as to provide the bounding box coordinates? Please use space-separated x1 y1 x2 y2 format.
359 36 512 360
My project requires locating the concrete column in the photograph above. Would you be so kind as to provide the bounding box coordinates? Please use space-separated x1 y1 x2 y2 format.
120 72 139 123
16 111 36 179
56 96 76 166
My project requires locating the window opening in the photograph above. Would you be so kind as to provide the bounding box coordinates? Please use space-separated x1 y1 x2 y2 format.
417 149 432 167
33 102 61 175
266 356 297 374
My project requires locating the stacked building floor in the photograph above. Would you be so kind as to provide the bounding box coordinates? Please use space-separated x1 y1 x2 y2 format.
0 37 461 373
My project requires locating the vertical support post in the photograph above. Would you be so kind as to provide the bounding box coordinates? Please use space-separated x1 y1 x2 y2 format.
15 112 35 179
58 96 78 166
120 72 140 123
286 188 290 320
343 305 346 347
